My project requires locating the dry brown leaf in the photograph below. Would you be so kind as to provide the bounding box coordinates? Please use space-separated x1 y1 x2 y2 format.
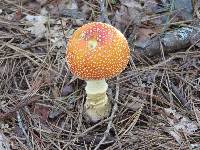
143 0 160 15
34 104 50 122
61 84 73 96
49 0 82 19
113 0 143 31
164 108 198 134
137 27 158 42
162 108 198 145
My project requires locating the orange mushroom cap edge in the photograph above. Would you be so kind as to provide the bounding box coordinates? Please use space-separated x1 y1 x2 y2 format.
66 22 130 80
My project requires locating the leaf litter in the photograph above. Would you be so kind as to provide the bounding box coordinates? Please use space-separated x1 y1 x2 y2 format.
0 0 200 149
163 108 198 144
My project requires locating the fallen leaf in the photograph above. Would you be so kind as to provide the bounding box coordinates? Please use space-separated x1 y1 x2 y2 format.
137 27 158 42
48 23 67 48
113 0 143 31
165 127 183 144
143 0 168 15
143 0 193 26
26 23 46 38
25 15 47 25
34 104 50 122
49 0 83 19
164 108 198 134
25 15 48 38
173 0 193 21
61 84 73 96
162 108 198 145
80 3 92 18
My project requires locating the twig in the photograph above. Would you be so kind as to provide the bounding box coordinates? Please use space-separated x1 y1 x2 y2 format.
20 37 42 49
170 82 191 110
77 96 85 133
56 0 67 42
94 77 119 150
6 44 59 75
134 26 195 57
0 96 40 119
17 111 33 149
99 0 111 24
162 0 175 32
119 105 143 138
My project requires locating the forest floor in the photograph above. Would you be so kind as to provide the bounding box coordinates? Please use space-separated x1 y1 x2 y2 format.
0 0 200 149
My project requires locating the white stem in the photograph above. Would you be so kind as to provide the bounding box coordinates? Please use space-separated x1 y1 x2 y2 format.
84 79 111 122
85 79 108 95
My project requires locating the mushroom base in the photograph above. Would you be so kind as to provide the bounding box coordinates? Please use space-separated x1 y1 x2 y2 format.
84 80 111 122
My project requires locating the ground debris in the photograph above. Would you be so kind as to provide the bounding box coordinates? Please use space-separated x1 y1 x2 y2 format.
25 15 47 38
163 108 198 145
134 26 198 57
113 0 143 31
0 132 10 150
0 0 199 149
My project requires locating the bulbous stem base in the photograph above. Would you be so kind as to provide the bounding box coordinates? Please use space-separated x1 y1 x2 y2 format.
84 80 111 122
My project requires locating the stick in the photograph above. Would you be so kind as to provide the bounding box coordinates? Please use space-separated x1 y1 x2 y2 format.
0 96 40 119
94 78 119 150
17 111 33 149
134 26 200 58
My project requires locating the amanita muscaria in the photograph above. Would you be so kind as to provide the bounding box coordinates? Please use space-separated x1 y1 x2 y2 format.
66 22 130 122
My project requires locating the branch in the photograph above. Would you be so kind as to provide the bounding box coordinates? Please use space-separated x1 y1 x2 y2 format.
134 26 200 57
0 96 40 119
94 77 119 150
17 111 33 149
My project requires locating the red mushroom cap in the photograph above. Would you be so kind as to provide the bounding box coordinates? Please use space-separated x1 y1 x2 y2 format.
66 22 130 80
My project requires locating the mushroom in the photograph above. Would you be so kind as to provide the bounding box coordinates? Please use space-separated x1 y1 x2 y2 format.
66 22 130 122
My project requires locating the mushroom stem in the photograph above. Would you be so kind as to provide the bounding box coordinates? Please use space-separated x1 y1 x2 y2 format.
85 79 111 122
